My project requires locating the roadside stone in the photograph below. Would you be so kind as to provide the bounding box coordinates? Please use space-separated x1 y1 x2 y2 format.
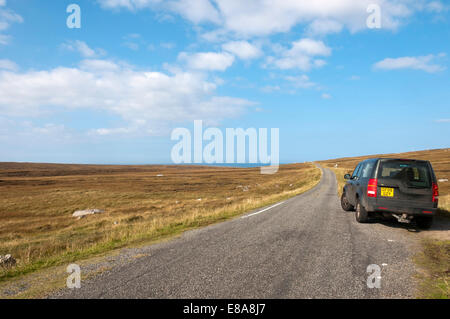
0 254 16 269
72 209 105 218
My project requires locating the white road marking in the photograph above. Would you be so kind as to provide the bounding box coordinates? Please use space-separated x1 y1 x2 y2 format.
241 201 285 219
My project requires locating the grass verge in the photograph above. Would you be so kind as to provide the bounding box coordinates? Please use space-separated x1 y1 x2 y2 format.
414 239 450 299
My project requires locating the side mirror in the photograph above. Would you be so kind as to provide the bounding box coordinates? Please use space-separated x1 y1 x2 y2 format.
344 174 351 180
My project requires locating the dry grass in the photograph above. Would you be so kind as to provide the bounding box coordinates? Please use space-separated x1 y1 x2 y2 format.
439 195 450 214
0 162 321 281
414 239 450 299
319 148 450 299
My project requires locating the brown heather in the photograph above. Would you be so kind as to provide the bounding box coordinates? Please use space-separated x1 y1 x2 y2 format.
0 162 321 280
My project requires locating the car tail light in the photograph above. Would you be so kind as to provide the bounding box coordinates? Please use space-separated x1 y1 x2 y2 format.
367 178 378 198
432 182 439 202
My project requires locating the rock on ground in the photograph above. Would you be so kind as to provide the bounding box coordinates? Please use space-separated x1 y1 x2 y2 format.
72 209 105 218
0 255 16 269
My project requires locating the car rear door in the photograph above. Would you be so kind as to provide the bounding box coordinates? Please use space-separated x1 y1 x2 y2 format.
358 160 376 199
376 159 434 209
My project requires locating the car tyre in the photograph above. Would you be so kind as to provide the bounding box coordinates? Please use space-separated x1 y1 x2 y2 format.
341 191 354 211
355 199 369 223
416 216 433 230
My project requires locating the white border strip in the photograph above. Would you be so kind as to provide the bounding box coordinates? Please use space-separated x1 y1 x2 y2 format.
241 201 285 219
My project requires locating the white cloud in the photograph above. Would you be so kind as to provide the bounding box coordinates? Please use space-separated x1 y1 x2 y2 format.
0 59 253 134
178 51 235 71
168 0 221 24
284 75 316 89
0 5 22 31
374 54 446 73
0 118 72 144
423 1 448 13
222 41 262 60
435 119 450 123
99 0 220 23
0 1 23 45
200 28 229 42
306 19 343 36
123 41 139 50
98 0 447 39
98 0 161 11
267 38 331 71
126 33 141 38
30 123 67 135
121 34 142 50
161 42 176 49
0 34 9 45
0 58 17 71
260 85 280 93
199 0 411 37
62 40 105 58
260 74 318 93
322 93 332 99
289 38 331 56
94 127 135 136
79 59 121 72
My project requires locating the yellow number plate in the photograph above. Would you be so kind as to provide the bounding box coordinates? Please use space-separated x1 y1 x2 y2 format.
380 187 394 197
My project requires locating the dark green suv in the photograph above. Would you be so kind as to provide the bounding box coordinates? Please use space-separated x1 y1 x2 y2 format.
340 158 439 229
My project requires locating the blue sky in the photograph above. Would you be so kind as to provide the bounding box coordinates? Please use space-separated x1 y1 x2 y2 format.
0 0 449 164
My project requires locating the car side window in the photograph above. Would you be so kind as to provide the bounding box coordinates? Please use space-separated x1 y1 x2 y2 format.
351 164 362 179
361 161 375 178
356 163 366 179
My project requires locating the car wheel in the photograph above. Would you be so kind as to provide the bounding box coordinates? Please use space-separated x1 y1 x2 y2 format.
355 199 369 223
341 192 354 211
416 216 433 230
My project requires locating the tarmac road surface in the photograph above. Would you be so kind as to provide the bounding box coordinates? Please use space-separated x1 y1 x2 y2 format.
52 166 418 299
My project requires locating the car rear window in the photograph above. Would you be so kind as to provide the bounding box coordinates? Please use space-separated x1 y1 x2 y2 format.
378 160 431 188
